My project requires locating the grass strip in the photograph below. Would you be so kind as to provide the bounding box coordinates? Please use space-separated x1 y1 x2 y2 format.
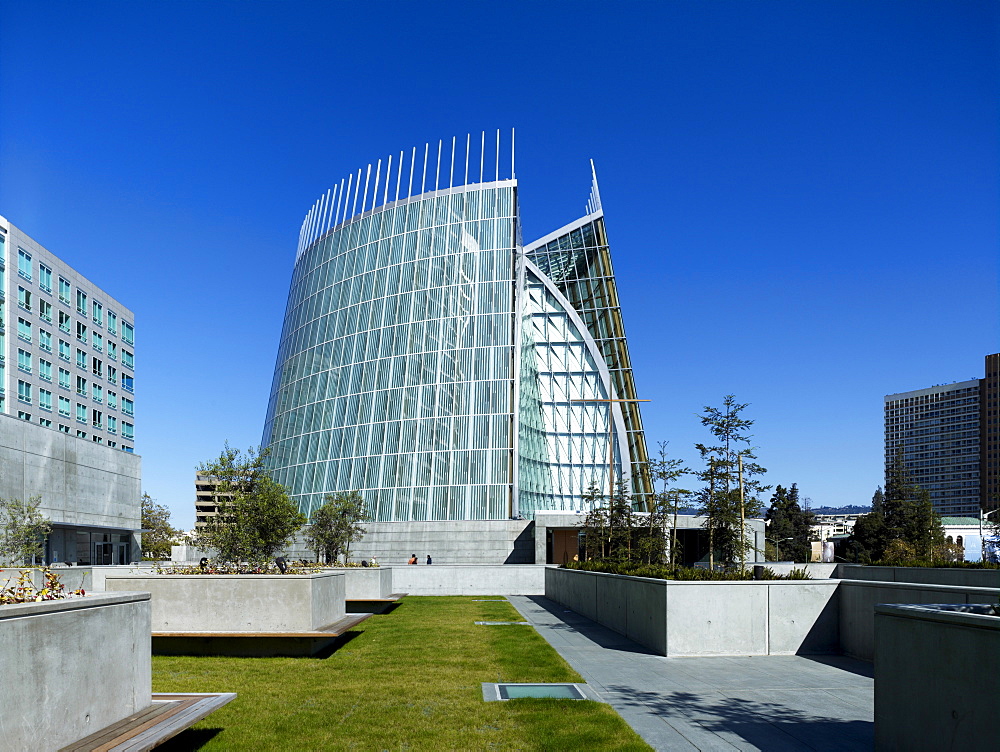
153 596 650 751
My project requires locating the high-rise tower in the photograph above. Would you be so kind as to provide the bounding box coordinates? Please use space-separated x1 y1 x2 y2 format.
263 133 649 524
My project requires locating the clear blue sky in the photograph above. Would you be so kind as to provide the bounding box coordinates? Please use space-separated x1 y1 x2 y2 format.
1 1 996 529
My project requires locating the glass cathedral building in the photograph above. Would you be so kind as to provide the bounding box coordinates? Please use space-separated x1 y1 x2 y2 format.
262 132 649 522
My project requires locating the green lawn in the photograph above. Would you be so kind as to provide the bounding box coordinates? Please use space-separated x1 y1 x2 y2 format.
153 596 650 751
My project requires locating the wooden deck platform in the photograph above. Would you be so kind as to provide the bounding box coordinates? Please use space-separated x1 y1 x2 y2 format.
58 692 235 752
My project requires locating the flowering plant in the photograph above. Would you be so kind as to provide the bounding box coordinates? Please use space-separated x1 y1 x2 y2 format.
0 568 86 604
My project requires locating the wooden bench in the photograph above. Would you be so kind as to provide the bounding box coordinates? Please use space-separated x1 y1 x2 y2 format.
58 692 235 752
150 613 373 656
346 592 408 613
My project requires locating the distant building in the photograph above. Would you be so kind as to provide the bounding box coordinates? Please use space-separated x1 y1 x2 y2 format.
194 473 229 530
0 216 140 564
884 354 999 517
810 513 862 542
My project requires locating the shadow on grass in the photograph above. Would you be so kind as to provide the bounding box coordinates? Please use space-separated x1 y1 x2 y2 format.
605 687 873 749
153 727 223 751
521 596 657 654
311 629 364 658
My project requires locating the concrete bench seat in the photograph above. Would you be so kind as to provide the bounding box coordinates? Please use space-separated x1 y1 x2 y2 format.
58 692 235 752
151 613 373 657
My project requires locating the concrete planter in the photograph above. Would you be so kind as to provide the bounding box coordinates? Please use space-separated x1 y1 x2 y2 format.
838 579 999 661
104 571 345 631
323 566 393 599
874 603 1000 750
0 592 151 752
546 568 840 656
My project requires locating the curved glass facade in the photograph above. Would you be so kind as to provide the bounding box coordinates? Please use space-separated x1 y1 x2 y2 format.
264 138 648 521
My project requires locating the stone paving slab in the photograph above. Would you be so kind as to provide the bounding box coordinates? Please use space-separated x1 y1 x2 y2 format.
508 595 874 751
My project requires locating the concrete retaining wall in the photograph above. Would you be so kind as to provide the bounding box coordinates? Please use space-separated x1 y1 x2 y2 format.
838 564 1000 588
838 579 999 661
390 565 546 595
0 592 151 752
104 572 345 631
755 562 838 579
875 604 1000 750
545 568 840 656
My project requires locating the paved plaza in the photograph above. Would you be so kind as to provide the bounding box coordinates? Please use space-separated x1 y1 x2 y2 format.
508 596 874 751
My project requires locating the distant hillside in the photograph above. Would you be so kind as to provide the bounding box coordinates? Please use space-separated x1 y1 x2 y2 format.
810 505 871 515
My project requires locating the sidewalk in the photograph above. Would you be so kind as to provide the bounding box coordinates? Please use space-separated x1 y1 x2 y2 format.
508 596 873 751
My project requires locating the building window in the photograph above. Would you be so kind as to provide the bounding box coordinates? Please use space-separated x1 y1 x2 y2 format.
18 411 32 421
92 357 103 378
122 321 134 346
76 376 87 397
92 301 103 326
107 365 117 384
17 380 32 404
92 332 103 352
39 329 52 352
107 391 117 410
92 409 103 429
39 389 52 412
122 422 134 440
39 299 52 323
93 384 103 403
17 287 32 311
38 264 52 293
107 415 117 433
76 321 87 343
107 341 117 360
58 396 71 417
39 359 52 382
92 436 103 444
107 311 118 336
122 397 134 417
107 440 116 448
122 374 134 393
38 417 52 428
58 368 71 390
17 349 31 373
58 339 71 361
76 430 87 439
59 424 70 434
58 278 71 305
58 311 71 333
17 249 31 281
76 404 87 423
76 290 87 315
76 349 87 369
122 350 134 370
17 318 31 343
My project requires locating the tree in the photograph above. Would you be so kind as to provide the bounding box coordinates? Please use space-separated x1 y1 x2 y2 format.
304 492 370 564
695 395 769 569
849 456 946 563
765 484 814 562
140 493 180 560
647 442 692 567
0 495 52 565
195 444 306 567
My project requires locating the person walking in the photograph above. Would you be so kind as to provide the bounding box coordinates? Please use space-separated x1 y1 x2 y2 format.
407 553 418 565
426 554 433 565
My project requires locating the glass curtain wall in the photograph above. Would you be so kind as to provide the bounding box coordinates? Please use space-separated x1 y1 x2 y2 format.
517 262 626 515
263 184 517 521
525 216 651 507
